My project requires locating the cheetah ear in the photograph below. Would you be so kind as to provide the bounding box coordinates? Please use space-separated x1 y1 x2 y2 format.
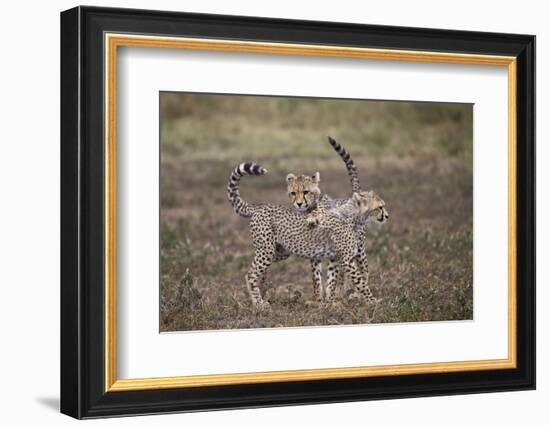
352 191 362 205
312 172 320 183
286 173 296 183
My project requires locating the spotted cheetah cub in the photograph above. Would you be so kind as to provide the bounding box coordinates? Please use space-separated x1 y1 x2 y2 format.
293 189 388 301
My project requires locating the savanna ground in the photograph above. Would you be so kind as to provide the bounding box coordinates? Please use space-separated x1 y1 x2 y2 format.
160 93 473 332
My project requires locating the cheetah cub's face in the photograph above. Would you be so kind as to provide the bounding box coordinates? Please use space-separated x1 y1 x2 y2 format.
353 190 389 223
286 172 321 212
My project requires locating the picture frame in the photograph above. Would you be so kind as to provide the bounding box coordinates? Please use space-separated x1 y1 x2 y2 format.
60 5 535 419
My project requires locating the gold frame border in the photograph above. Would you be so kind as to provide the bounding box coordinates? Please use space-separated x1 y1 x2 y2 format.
104 33 518 392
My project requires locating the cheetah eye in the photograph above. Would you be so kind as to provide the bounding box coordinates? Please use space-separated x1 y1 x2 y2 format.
303 190 310 195
290 192 296 196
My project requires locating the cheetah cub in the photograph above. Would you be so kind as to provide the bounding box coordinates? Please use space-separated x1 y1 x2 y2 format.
288 182 388 301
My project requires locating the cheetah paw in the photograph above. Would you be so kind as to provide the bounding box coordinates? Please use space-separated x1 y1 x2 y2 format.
253 300 272 313
348 293 378 304
306 217 320 227
305 299 323 308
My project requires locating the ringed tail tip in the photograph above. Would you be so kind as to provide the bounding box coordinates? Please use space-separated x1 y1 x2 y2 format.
237 162 268 175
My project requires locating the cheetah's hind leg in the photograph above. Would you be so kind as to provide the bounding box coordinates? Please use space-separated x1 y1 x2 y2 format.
245 248 276 312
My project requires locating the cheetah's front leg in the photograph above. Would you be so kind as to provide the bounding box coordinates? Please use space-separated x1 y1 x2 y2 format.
345 256 376 303
356 240 370 292
310 259 324 301
325 259 341 301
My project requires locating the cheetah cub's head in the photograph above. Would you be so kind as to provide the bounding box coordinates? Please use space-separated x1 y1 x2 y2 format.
286 172 321 213
352 190 389 224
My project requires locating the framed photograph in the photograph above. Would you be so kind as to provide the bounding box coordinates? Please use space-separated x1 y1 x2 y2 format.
60 6 535 419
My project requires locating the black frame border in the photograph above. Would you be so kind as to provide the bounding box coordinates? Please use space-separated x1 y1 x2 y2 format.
60 6 535 419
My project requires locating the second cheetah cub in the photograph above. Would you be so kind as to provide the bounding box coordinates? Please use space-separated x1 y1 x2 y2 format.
306 190 389 228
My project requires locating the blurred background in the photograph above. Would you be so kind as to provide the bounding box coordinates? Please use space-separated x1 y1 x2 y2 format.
160 92 473 331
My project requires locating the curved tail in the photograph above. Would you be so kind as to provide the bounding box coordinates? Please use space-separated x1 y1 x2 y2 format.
227 162 268 218
328 136 361 193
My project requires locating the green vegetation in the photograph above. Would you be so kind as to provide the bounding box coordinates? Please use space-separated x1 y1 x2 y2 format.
159 93 473 331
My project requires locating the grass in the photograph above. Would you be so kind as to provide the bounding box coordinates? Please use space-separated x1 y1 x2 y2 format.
159 93 473 332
